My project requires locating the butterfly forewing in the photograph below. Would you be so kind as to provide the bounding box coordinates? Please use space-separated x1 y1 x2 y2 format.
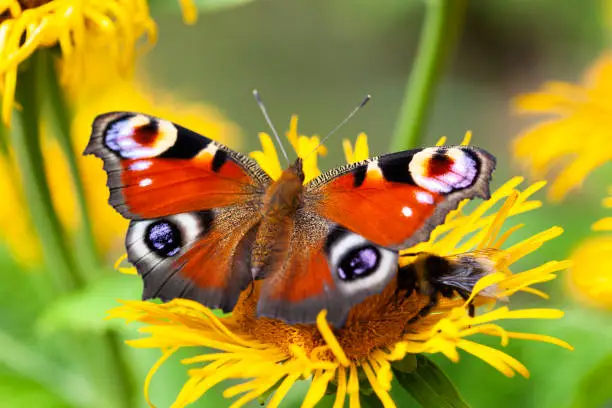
85 112 271 220
306 146 495 249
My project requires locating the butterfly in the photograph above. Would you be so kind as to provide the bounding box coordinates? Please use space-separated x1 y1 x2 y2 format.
85 111 496 327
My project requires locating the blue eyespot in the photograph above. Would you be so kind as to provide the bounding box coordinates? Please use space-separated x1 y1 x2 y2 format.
145 220 182 257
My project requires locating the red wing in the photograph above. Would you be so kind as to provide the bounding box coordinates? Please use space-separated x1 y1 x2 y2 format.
305 146 496 249
84 112 271 220
127 206 259 312
257 215 398 327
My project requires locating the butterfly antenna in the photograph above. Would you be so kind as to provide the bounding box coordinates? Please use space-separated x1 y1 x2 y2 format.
253 89 290 165
303 94 371 160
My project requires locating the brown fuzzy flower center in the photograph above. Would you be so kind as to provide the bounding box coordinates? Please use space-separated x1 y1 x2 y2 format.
230 281 431 361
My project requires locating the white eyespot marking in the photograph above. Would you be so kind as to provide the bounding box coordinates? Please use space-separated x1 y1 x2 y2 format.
129 160 152 171
416 191 434 204
401 206 413 217
105 115 178 159
445 148 477 189
139 178 153 187
196 141 219 159
126 212 206 262
409 147 478 194
327 232 397 297
366 160 383 177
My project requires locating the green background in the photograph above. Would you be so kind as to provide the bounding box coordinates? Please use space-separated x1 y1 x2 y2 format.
1 0 612 407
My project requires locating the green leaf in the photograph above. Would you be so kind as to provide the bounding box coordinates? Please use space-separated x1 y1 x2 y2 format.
37 273 141 334
393 355 469 408
392 353 418 374
0 331 96 407
571 353 612 408
0 372 72 408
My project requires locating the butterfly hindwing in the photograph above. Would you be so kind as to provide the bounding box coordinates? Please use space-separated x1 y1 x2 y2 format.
126 204 260 312
84 112 271 220
258 213 398 327
306 146 496 249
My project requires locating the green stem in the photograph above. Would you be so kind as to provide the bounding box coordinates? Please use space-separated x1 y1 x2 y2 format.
14 51 135 408
390 0 467 151
40 50 100 277
12 51 82 291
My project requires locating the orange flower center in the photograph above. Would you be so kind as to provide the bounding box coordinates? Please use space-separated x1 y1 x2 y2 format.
229 281 432 361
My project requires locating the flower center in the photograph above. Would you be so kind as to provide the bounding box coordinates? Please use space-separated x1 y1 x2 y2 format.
230 281 436 361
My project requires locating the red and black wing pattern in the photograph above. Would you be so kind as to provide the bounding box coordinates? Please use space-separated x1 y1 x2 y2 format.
85 112 269 312
305 146 496 250
84 112 271 220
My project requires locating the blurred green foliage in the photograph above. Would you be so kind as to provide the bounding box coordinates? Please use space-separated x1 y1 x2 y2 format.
1 0 612 407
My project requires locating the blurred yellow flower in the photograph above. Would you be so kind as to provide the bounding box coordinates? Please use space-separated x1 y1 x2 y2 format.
0 51 242 266
513 53 612 202
0 154 41 264
250 115 328 181
0 0 197 124
110 131 571 408
569 187 612 309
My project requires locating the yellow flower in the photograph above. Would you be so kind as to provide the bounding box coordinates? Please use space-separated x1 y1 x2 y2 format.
110 127 571 408
0 51 241 266
0 0 196 125
512 53 612 202
569 187 612 308
250 115 328 181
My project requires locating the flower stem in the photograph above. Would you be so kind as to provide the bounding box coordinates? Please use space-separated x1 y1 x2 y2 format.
390 0 467 151
12 51 82 291
14 50 135 408
40 50 100 277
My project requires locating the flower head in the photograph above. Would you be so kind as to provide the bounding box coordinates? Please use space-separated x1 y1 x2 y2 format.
513 53 612 201
569 187 612 309
110 123 571 408
0 0 196 124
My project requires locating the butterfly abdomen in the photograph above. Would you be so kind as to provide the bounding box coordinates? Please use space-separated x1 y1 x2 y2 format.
251 162 305 280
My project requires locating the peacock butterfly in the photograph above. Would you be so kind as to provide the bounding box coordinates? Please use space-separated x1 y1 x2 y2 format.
84 98 495 327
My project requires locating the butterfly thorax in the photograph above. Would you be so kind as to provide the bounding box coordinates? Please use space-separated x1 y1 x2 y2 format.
251 159 305 279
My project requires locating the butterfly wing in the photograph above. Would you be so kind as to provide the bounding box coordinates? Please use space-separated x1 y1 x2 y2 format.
258 146 495 326
126 206 260 312
306 146 496 249
85 112 270 311
84 112 271 219
257 214 398 327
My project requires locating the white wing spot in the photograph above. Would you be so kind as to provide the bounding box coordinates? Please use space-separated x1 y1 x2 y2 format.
416 191 434 204
139 178 153 187
401 206 413 217
366 160 383 176
197 141 219 158
129 160 152 171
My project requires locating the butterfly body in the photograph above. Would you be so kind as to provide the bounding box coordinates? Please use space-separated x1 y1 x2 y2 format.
86 111 496 327
251 159 304 279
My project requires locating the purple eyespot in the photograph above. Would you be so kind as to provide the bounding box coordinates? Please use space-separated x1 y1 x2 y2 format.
145 220 182 257
338 246 380 281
